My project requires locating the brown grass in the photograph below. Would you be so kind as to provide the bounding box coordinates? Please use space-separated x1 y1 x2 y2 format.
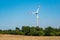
0 34 60 40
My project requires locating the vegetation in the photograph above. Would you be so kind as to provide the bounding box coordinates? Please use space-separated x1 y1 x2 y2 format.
0 26 60 36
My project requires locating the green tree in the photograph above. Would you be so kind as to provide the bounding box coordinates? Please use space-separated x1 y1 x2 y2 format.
28 27 44 36
28 27 37 36
44 26 54 36
15 27 21 35
22 26 30 35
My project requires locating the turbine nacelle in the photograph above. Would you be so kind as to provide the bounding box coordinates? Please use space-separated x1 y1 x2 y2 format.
36 13 38 15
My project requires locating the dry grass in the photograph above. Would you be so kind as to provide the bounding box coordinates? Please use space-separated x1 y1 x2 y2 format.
0 34 60 40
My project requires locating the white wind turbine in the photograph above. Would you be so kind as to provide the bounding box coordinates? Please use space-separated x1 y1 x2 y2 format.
32 6 40 27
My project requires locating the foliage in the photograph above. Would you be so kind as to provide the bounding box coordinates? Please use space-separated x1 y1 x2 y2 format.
0 26 60 36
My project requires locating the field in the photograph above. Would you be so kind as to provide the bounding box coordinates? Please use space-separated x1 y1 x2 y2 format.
0 34 60 40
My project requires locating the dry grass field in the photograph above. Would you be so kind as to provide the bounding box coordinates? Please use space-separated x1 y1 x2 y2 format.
0 34 60 40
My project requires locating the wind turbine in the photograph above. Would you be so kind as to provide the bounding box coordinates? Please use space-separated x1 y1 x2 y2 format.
32 6 40 27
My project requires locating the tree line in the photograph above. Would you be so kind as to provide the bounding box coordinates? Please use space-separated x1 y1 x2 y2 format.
0 26 60 36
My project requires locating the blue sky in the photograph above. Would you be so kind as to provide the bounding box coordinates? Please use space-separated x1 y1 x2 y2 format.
0 0 60 30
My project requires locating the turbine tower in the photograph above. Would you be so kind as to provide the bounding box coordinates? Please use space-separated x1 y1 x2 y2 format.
32 6 40 27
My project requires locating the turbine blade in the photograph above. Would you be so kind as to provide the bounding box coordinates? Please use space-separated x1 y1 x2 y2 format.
36 5 40 13
32 12 36 14
36 8 39 13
